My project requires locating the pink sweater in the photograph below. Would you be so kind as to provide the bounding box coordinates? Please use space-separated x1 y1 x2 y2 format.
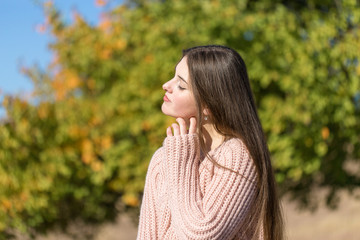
137 134 260 239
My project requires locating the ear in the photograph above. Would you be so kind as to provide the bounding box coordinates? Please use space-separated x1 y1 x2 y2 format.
203 108 210 116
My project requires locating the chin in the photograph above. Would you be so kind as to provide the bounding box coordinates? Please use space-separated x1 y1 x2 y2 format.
161 105 173 117
161 108 178 118
161 104 194 119
162 111 177 118
161 104 169 115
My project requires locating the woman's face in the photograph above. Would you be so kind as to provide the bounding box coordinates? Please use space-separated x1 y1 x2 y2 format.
161 57 197 119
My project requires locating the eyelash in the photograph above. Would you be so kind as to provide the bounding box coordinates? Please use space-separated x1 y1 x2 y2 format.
177 81 186 90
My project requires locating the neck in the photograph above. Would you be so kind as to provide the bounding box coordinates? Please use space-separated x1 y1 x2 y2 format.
201 123 225 152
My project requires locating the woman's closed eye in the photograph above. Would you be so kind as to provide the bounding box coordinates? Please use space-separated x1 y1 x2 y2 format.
177 81 186 90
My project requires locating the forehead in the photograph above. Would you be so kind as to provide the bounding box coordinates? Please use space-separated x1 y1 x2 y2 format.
175 57 189 80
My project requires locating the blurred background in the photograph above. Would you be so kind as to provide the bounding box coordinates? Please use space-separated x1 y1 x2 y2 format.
0 0 359 239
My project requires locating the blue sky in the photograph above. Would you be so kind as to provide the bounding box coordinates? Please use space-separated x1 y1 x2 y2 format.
0 0 121 116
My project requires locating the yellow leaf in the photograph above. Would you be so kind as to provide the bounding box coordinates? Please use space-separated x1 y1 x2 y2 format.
69 125 88 138
142 120 151 131
123 194 139 207
81 139 94 164
37 103 49 119
115 39 127 50
91 161 103 172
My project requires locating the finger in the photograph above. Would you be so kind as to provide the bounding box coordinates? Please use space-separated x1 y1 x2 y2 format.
176 118 187 135
189 117 197 134
171 123 180 136
166 126 172 137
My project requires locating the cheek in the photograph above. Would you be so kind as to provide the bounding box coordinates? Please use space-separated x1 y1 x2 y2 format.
162 92 197 118
174 95 197 116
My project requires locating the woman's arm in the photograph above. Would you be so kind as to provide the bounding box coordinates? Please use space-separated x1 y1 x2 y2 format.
163 119 258 239
137 147 165 239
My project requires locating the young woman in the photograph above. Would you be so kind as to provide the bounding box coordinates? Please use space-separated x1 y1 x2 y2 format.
137 45 284 240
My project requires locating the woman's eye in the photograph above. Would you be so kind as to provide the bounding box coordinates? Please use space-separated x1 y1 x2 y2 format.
177 81 186 90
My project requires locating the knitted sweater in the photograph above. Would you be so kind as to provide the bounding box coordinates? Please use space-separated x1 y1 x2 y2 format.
137 134 260 239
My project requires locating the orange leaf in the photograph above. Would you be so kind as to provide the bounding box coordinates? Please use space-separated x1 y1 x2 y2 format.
99 18 111 31
99 49 112 60
321 127 330 140
87 79 96 90
145 54 154 63
101 136 113 150
81 139 94 164
43 0 53 8
91 161 103 172
35 23 46 34
95 0 107 7
1 199 12 211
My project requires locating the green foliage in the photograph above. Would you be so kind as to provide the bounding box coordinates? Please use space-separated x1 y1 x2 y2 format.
0 0 359 237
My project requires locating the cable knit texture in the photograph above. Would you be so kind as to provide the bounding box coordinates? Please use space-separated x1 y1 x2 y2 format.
137 134 260 239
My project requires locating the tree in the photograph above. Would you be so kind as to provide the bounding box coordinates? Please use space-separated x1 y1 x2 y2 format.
0 0 359 237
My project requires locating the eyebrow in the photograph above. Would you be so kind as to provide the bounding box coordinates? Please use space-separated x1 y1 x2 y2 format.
177 74 188 84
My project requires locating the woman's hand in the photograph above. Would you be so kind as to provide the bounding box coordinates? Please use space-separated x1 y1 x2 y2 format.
166 117 197 137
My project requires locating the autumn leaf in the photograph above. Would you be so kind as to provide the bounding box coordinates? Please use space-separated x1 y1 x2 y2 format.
95 0 107 7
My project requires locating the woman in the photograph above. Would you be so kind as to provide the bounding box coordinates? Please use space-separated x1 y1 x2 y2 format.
137 45 284 240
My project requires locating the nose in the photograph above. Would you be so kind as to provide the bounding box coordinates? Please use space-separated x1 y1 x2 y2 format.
162 79 173 92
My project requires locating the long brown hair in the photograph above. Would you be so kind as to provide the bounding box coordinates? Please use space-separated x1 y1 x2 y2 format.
183 45 284 240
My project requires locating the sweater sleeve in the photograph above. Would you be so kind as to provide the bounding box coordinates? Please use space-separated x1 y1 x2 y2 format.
163 134 258 240
137 147 165 239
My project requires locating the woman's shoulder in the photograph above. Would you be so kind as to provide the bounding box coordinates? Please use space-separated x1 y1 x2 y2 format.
147 146 165 171
214 137 249 156
212 138 255 175
153 146 165 158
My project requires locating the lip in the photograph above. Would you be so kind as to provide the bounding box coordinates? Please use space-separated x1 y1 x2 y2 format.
163 95 171 102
